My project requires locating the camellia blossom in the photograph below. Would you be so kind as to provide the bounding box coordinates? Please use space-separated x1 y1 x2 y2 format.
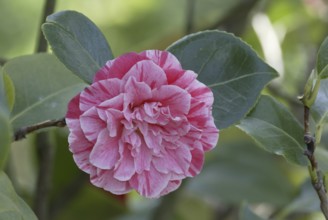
66 50 219 198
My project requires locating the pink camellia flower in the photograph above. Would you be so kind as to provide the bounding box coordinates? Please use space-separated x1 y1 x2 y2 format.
66 50 219 198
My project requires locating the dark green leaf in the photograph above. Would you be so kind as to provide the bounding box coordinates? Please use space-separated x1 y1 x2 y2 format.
239 203 265 220
167 30 278 129
317 36 328 78
42 10 113 83
3 53 86 130
237 95 307 165
0 171 37 220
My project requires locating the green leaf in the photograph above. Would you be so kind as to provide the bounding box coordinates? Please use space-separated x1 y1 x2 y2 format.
317 36 328 78
0 111 11 170
311 79 328 143
3 53 86 130
0 171 37 220
239 203 265 220
3 73 15 112
187 133 296 206
237 95 307 165
42 10 114 83
167 30 278 129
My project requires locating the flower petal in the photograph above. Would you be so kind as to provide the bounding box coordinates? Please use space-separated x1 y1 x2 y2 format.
188 141 204 177
66 94 82 119
152 85 191 116
122 60 167 89
130 165 171 198
91 169 132 195
80 78 122 112
114 147 136 181
159 180 182 196
89 130 120 169
140 50 182 71
132 139 152 173
80 107 106 142
94 52 145 82
124 77 152 108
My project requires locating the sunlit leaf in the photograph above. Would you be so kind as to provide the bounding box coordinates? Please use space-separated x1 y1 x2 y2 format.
0 171 37 220
42 10 113 83
312 79 328 142
317 36 328 79
237 95 307 165
239 203 265 220
167 30 278 129
3 53 86 130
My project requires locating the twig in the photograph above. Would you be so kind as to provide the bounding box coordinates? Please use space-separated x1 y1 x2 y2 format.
33 132 55 220
185 0 196 35
303 105 328 219
13 118 66 141
36 0 56 53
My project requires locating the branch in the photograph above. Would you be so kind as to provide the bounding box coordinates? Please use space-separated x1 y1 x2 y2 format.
13 118 66 141
303 106 328 219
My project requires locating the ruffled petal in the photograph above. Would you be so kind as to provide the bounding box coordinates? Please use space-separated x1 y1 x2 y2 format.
114 147 136 181
80 107 106 142
66 94 82 119
89 130 120 169
140 50 182 71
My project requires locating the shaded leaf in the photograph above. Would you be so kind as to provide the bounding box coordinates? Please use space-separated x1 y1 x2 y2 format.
312 79 328 142
239 203 265 220
3 73 15 112
237 95 307 165
167 30 278 129
0 171 37 220
187 133 296 206
42 10 113 83
3 53 86 130
317 36 328 79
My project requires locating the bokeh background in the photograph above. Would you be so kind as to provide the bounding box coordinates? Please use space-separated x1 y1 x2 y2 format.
2 0 328 219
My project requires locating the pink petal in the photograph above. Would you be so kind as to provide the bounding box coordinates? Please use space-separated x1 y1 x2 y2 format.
153 146 191 175
122 60 167 89
72 150 93 174
94 52 145 82
80 107 106 142
152 85 191 116
132 139 152 173
90 169 132 195
124 77 152 108
129 165 171 198
167 69 197 89
142 128 162 155
89 130 120 169
188 141 204 177
200 119 219 151
140 50 182 71
159 180 182 196
187 80 214 106
79 78 122 112
66 94 82 119
113 147 136 181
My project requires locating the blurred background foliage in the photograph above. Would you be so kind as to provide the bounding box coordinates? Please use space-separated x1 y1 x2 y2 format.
2 0 328 219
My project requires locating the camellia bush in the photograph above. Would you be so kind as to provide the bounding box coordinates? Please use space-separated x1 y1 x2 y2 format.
2 2 328 220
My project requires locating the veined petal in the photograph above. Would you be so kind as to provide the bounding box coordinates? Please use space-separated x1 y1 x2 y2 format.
89 130 120 169
80 107 106 142
159 180 182 196
130 165 171 198
114 147 136 181
94 52 145 81
133 139 152 173
124 77 152 108
122 60 167 89
187 80 214 106
188 141 204 177
80 78 122 112
90 169 132 195
152 85 191 116
66 94 82 119
140 50 182 71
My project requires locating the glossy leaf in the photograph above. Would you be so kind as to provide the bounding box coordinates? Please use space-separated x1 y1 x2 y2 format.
312 79 328 142
42 10 113 83
239 203 265 220
0 171 37 220
167 30 278 129
187 135 295 206
237 95 307 165
3 53 86 130
317 36 328 78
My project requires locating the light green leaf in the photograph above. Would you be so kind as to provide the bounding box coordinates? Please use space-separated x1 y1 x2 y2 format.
3 73 15 112
0 171 37 220
167 30 278 129
42 10 113 83
317 36 328 79
239 203 265 220
3 53 86 130
237 95 307 165
312 79 328 143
